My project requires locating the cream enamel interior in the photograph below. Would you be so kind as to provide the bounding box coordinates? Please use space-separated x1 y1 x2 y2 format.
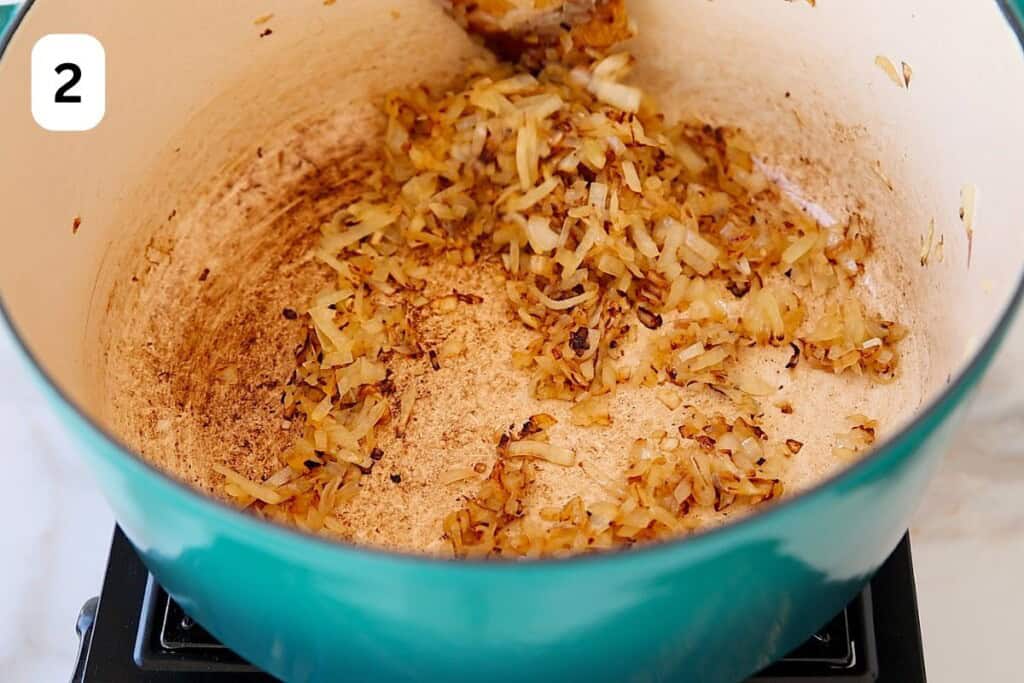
0 0 1022 544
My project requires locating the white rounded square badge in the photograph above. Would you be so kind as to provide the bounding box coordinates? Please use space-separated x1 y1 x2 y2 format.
31 34 105 132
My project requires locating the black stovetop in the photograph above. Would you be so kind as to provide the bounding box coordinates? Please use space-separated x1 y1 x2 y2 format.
72 528 926 682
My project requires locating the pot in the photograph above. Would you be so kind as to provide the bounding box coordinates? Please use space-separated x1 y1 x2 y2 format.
1 2 1022 681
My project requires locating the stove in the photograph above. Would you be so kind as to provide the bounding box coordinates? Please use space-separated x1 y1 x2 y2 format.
72 528 926 682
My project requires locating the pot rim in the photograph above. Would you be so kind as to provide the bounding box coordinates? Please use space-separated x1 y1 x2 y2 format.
2 0 1023 570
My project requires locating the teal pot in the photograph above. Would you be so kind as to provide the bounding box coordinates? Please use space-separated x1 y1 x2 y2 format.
1 2 1023 682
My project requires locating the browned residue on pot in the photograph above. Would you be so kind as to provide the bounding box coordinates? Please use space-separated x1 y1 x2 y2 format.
102 116 377 496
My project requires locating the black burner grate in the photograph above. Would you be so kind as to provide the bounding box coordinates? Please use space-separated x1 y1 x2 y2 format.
73 528 926 682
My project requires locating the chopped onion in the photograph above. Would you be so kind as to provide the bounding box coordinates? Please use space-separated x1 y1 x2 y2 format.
782 232 819 265
529 284 596 310
622 160 643 193
588 182 608 212
440 467 478 485
509 177 560 212
587 78 642 113
526 215 559 253
507 440 576 466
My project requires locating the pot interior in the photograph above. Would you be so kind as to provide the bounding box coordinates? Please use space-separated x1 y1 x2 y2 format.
0 0 1022 549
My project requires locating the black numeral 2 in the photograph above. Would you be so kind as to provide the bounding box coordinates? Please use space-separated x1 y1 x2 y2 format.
54 62 82 103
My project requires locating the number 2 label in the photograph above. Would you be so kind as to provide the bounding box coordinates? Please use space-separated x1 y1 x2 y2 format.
54 62 83 103
31 34 105 131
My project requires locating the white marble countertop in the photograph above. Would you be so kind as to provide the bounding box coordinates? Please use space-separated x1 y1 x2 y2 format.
0 313 1021 682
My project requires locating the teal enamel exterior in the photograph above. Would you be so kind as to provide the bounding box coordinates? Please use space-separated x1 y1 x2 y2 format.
1 3 1023 682
29 316 994 683
0 5 16 38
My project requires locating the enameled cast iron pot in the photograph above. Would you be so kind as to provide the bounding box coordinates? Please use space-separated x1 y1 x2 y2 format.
1 2 1023 681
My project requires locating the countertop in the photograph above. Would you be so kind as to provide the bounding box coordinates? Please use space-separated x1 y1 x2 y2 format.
0 313 1021 681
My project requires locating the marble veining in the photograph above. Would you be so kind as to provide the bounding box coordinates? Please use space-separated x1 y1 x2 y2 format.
0 312 1020 682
